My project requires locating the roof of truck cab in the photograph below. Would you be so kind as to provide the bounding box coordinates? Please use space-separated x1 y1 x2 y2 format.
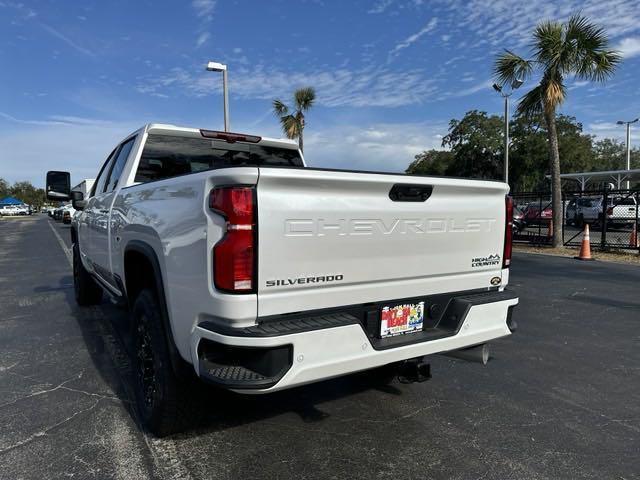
143 123 300 150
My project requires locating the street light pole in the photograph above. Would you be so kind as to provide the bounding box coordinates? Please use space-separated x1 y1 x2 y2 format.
616 118 639 189
206 61 230 132
493 79 523 186
504 94 509 184
222 68 229 132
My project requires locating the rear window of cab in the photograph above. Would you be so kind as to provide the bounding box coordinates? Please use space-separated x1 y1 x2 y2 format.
134 134 303 183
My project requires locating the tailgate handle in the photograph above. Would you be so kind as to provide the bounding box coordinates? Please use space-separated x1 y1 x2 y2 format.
389 184 433 202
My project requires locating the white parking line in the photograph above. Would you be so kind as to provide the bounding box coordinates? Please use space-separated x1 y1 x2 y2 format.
47 220 73 267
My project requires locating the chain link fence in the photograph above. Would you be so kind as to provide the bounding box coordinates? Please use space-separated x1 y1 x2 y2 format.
511 189 639 251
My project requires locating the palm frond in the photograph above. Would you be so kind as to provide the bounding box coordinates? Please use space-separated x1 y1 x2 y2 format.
564 14 621 82
493 50 533 86
516 84 544 118
565 14 607 54
272 99 289 117
279 114 300 140
294 87 316 111
542 73 566 109
575 48 621 82
533 20 564 68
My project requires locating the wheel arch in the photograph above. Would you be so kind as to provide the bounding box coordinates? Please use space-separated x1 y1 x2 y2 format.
124 240 191 375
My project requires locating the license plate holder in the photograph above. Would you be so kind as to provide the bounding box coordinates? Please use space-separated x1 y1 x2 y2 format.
380 301 425 338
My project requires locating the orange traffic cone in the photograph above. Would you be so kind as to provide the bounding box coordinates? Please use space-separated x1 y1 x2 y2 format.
630 224 639 248
575 224 594 261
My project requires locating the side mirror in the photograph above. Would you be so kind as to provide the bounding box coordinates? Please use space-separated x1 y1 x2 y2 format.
71 191 86 211
46 171 71 201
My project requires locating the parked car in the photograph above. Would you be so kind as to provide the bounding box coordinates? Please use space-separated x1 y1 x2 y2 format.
522 203 552 225
53 205 69 221
606 196 638 227
62 205 76 224
565 197 602 227
46 123 518 436
512 206 525 233
0 205 16 216
0 204 29 215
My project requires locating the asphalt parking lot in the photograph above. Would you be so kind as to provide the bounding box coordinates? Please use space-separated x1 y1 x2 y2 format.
1 215 639 480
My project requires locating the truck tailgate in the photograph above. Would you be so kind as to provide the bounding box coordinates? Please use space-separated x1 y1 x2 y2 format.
256 168 509 317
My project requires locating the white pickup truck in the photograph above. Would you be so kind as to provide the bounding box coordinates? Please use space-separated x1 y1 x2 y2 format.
46 124 518 436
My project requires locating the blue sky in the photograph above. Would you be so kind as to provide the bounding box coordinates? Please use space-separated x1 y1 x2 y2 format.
1 0 640 186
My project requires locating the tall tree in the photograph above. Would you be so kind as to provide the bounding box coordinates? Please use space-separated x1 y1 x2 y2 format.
272 87 316 153
0 178 9 198
9 181 45 209
441 110 504 179
509 114 594 191
494 14 620 247
406 150 454 176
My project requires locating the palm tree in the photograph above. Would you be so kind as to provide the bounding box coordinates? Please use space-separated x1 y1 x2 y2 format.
494 14 620 247
272 87 316 153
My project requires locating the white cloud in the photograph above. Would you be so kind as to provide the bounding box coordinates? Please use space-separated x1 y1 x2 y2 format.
137 64 439 108
438 0 640 51
438 79 492 99
0 112 113 127
0 119 138 186
304 122 447 172
367 0 395 14
39 22 94 56
192 0 216 20
587 121 640 143
191 0 216 47
388 17 438 59
196 32 210 48
615 37 640 58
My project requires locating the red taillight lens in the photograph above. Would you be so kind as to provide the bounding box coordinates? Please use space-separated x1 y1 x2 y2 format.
210 186 255 293
606 207 613 216
503 196 513 268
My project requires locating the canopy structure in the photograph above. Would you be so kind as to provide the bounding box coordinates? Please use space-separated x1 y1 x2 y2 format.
547 169 640 190
0 196 22 206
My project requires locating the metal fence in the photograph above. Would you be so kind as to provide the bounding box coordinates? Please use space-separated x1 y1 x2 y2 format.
511 189 640 251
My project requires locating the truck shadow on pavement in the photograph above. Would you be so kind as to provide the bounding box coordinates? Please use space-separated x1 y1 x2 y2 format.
61 283 402 437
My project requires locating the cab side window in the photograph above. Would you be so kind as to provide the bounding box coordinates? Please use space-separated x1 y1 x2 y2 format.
104 137 136 193
91 148 118 197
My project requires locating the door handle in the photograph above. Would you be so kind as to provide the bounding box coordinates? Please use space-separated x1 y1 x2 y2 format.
389 184 433 202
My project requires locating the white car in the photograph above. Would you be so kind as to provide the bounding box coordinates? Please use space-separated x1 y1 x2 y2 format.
48 123 519 436
606 196 637 227
1 205 27 216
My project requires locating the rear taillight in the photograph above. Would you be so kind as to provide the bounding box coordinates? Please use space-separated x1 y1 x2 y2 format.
503 196 513 268
210 186 256 293
606 207 613 216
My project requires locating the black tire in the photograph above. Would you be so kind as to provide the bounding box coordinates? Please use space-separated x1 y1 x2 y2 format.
73 244 102 306
132 289 191 437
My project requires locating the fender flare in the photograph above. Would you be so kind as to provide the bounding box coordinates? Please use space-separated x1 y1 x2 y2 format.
124 240 191 375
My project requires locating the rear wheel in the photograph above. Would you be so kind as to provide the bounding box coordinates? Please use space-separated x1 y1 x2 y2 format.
132 289 192 437
73 244 102 306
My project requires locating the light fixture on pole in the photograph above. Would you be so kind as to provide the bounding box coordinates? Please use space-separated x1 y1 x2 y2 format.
616 118 638 189
493 78 524 185
206 61 229 132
